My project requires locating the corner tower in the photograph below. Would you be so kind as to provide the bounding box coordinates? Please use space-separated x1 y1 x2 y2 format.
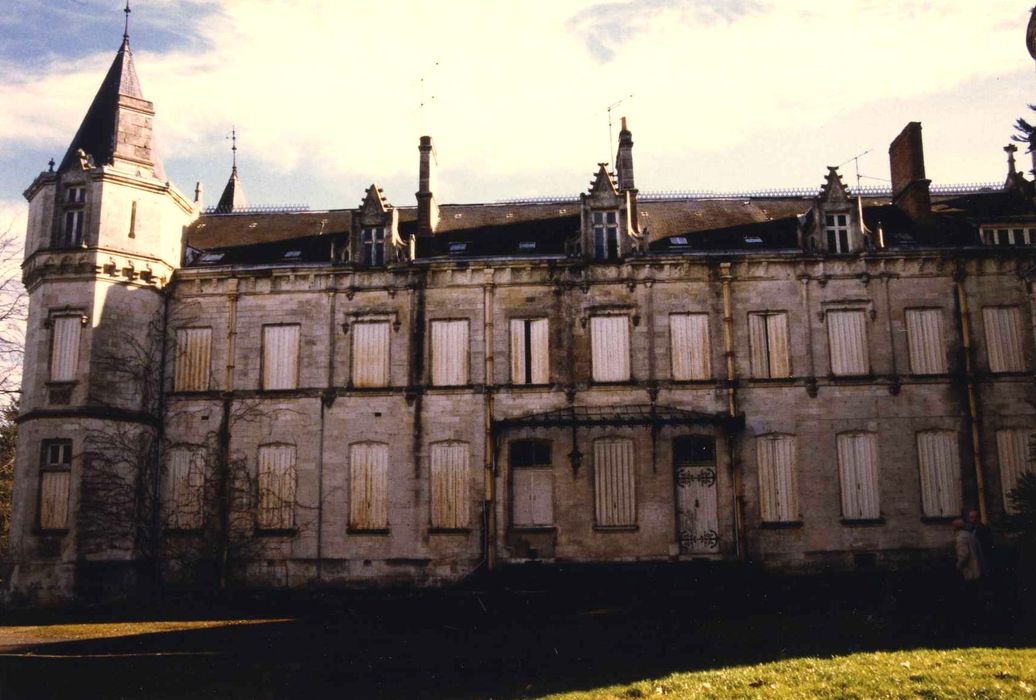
8 9 194 603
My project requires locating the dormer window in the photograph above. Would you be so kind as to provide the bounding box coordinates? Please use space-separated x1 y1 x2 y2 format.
66 186 85 204
592 211 619 260
825 214 849 253
448 242 468 254
518 241 536 251
361 227 385 267
981 226 1035 246
282 250 302 260
60 185 86 248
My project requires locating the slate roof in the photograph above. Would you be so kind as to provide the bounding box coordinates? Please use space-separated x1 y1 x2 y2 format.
215 166 247 213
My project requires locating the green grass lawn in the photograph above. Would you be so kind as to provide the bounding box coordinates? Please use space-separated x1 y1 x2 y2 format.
540 648 1036 700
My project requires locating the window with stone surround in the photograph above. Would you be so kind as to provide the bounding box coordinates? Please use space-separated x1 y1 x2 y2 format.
996 429 1034 513
757 434 798 523
38 439 72 532
510 440 553 528
916 431 961 519
165 448 205 530
905 308 946 375
430 441 469 530
256 444 296 531
593 437 636 527
430 319 469 386
361 227 386 267
827 309 869 376
670 313 711 381
837 432 880 521
510 318 549 385
262 324 300 390
590 315 630 382
825 213 849 253
592 210 619 260
748 312 790 378
352 320 390 388
983 306 1025 373
174 327 212 392
349 442 389 531
49 314 82 383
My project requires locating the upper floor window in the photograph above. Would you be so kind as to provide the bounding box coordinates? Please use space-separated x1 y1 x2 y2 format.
430 319 469 386
825 213 849 253
905 308 946 375
262 324 300 390
66 186 85 204
827 309 869 376
748 312 790 378
980 226 1035 246
174 327 212 392
670 313 711 381
590 315 630 382
983 306 1025 373
62 210 83 247
361 227 385 267
49 314 82 383
39 439 72 532
510 318 549 385
352 320 391 388
592 211 619 260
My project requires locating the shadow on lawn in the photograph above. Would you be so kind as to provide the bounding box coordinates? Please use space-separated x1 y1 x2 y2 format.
1 565 1033 699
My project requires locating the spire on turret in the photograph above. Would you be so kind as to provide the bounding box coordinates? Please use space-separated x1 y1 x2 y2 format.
216 127 247 213
56 1 163 178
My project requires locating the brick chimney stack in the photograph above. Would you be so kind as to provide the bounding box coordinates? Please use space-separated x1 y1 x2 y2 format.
888 122 932 220
416 135 438 237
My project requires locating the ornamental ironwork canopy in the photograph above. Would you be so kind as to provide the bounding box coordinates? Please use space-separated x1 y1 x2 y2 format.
493 404 744 431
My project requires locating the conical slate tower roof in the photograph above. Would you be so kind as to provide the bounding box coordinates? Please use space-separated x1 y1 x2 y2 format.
57 35 164 177
216 165 247 213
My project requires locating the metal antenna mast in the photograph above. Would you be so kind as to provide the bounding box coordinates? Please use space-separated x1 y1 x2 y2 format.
606 94 633 162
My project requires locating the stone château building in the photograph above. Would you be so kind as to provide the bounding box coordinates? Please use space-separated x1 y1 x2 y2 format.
7 20 1036 602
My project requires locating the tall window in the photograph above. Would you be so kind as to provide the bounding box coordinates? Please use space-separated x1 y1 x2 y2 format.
174 327 212 392
825 213 849 252
757 434 798 523
61 185 85 247
262 324 300 390
983 306 1025 373
256 444 296 530
510 318 549 385
748 312 790 378
430 320 470 386
49 315 82 382
38 440 72 531
916 431 961 518
836 432 880 520
510 440 553 527
350 442 389 531
827 309 869 376
905 308 946 375
670 313 711 380
996 429 1034 513
361 227 385 267
590 315 631 382
352 321 390 388
592 211 619 260
166 448 205 530
593 438 636 527
430 441 469 529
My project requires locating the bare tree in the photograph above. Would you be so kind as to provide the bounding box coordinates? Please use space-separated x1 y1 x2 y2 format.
0 222 27 562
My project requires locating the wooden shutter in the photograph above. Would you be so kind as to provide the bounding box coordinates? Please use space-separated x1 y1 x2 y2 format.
757 434 797 522
350 442 388 529
174 327 212 391
262 325 300 390
431 320 469 386
916 431 961 518
50 315 81 382
352 322 390 388
430 441 469 528
827 310 869 376
749 313 790 378
594 438 636 526
167 448 205 529
591 316 631 382
837 432 880 519
257 444 296 529
984 307 1025 373
905 309 946 375
39 471 70 530
510 318 549 385
512 469 553 527
670 313 711 380
996 429 1033 513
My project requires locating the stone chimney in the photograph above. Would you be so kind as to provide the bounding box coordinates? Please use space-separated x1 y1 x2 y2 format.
615 116 635 192
416 135 438 236
888 122 931 220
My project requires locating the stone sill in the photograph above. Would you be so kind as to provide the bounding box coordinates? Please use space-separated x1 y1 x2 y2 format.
920 515 956 524
428 527 472 535
163 528 203 537
254 528 298 537
593 525 639 533
840 518 886 527
509 526 557 534
759 520 803 530
347 528 390 536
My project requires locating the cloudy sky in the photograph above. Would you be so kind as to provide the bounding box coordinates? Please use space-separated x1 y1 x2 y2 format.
1 0 1034 233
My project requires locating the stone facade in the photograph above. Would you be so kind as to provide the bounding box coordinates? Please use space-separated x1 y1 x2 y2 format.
7 29 1036 604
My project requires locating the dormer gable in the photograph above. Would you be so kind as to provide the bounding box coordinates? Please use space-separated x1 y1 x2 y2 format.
351 184 406 268
806 166 864 254
578 164 641 260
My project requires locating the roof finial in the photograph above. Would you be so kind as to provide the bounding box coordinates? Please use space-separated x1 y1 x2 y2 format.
1005 143 1018 175
230 126 238 173
123 0 131 43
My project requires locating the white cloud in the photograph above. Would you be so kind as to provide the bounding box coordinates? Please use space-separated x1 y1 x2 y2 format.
0 0 1031 204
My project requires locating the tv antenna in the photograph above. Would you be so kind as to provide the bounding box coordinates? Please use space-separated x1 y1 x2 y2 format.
418 60 440 137
607 94 633 161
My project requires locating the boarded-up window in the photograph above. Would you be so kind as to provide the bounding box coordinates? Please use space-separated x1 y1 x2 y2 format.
827 310 869 376
352 321 390 388
905 309 946 375
430 320 469 386
748 312 790 378
262 324 300 390
50 315 81 382
670 313 711 380
757 434 798 522
984 306 1025 373
430 441 469 529
174 327 212 392
594 438 636 527
257 444 296 530
38 440 71 531
510 318 549 385
996 429 1034 513
350 442 388 530
591 316 631 382
166 448 205 530
837 432 880 520
916 431 961 518
510 440 553 527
